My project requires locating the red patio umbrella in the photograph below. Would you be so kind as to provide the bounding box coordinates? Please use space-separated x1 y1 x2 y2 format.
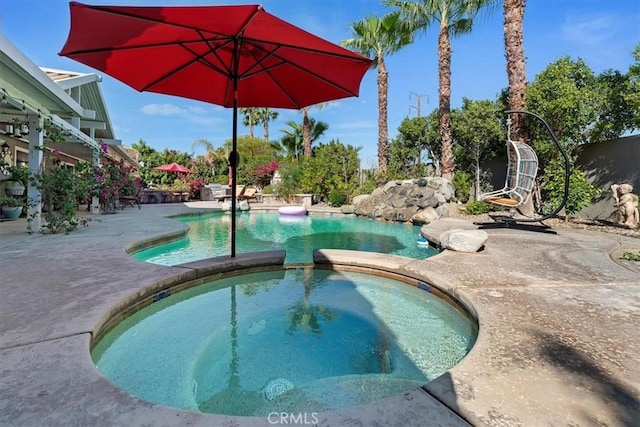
59 2 372 257
154 162 195 174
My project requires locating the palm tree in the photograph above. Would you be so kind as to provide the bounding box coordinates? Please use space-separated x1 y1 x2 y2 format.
504 0 527 140
239 108 260 138
300 103 325 157
386 0 497 180
281 121 304 161
192 138 229 177
342 12 413 174
280 119 329 161
256 108 279 141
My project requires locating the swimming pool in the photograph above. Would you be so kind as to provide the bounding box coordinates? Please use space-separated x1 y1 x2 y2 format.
133 211 439 265
92 267 477 416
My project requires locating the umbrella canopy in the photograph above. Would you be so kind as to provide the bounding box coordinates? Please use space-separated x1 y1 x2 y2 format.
60 2 372 257
154 162 195 174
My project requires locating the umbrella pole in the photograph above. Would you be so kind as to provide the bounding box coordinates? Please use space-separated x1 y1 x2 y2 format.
230 39 239 258
231 108 237 258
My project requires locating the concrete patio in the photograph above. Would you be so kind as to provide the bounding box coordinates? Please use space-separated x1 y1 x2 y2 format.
0 202 638 426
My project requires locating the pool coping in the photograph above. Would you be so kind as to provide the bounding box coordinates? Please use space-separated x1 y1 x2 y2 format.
1 203 639 426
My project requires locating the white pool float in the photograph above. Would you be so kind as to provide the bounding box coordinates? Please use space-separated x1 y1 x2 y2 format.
278 205 308 216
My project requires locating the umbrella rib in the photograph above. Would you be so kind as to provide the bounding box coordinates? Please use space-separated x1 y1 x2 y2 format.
138 31 236 92
144 27 256 93
201 35 236 77
139 45 216 92
240 35 370 63
243 41 362 100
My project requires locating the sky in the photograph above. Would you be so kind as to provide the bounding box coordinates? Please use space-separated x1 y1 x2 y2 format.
1 0 638 167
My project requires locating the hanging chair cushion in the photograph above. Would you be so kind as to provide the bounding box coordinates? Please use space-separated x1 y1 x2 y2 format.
483 195 520 206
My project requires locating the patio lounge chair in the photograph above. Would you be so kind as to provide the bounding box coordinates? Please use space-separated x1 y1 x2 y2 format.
238 187 258 201
119 187 142 209
215 186 245 202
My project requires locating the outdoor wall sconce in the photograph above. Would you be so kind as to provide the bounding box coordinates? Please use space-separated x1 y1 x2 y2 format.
1 141 9 156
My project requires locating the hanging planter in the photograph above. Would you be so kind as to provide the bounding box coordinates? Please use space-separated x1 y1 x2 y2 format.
4 180 25 196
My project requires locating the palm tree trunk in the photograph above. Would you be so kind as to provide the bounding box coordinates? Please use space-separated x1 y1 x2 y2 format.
504 0 534 216
264 118 269 142
248 108 255 138
438 21 454 181
303 108 312 157
504 0 527 140
378 56 389 174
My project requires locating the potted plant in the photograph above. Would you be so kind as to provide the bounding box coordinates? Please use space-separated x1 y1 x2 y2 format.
4 165 29 196
0 193 24 220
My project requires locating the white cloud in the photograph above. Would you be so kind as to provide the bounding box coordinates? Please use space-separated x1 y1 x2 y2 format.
322 101 341 110
187 105 209 115
141 103 225 127
141 103 187 116
561 14 616 46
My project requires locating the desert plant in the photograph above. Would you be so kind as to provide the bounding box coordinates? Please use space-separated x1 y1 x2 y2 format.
464 199 491 215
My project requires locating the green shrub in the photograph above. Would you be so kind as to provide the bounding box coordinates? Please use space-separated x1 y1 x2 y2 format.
275 162 302 202
541 159 601 215
261 185 273 194
464 200 491 215
622 251 640 261
328 189 347 207
453 171 472 203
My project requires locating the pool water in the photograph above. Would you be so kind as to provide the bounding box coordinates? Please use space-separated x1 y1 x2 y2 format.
132 211 439 265
92 268 477 416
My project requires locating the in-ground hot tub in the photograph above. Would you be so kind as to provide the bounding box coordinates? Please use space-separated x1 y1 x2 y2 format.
91 263 477 416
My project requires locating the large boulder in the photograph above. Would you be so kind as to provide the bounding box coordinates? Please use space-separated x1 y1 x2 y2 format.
340 204 355 214
353 177 457 224
352 194 370 205
439 229 488 252
238 200 250 211
411 207 440 225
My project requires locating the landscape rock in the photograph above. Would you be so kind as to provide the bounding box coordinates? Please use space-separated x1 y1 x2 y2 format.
352 194 369 205
238 200 250 211
353 177 456 223
411 207 440 225
340 205 355 214
439 229 488 252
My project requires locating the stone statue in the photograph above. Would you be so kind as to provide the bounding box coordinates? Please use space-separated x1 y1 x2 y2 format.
611 183 639 229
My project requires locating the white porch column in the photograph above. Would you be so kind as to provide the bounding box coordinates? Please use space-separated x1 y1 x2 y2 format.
89 128 100 214
27 114 44 231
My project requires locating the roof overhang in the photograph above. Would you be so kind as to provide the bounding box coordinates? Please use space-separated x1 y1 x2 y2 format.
41 67 116 140
0 34 86 118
